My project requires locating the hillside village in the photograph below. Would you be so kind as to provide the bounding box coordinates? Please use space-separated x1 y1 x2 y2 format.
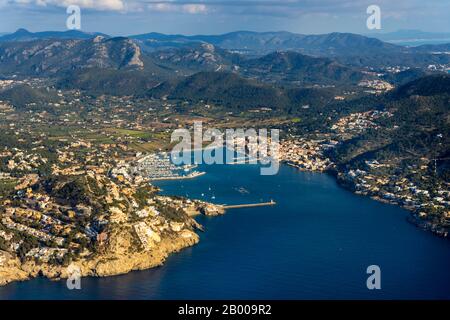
0 87 227 285
280 108 450 237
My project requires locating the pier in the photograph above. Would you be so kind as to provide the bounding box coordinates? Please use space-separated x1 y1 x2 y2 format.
222 200 276 209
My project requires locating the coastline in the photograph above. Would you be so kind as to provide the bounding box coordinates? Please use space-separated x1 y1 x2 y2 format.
0 155 223 288
0 218 202 287
1 160 447 289
0 171 225 288
329 167 449 239
281 161 448 239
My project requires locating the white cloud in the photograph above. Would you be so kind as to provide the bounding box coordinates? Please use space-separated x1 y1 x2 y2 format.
148 2 208 14
10 0 208 13
182 4 207 14
7 0 450 18
12 0 125 11
148 3 173 12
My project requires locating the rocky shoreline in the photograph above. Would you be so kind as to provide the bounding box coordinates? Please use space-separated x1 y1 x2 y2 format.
283 163 449 239
0 217 203 287
332 169 450 239
1 160 447 289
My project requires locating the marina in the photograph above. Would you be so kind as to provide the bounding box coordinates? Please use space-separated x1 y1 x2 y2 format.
134 153 205 181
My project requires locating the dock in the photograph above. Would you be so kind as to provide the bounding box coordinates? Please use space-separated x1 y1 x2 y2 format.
222 200 276 209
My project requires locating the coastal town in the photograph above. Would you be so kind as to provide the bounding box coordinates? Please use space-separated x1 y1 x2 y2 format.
0 139 225 286
0 89 230 285
0 67 448 288
279 109 450 237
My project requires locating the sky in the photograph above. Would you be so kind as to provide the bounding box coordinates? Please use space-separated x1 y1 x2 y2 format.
0 0 449 36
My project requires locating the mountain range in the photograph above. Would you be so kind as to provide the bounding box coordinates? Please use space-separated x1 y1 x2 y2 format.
1 29 449 69
0 36 144 76
0 34 371 87
130 31 400 56
0 28 108 42
0 28 449 112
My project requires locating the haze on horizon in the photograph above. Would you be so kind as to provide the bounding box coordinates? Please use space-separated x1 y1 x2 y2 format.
0 0 449 36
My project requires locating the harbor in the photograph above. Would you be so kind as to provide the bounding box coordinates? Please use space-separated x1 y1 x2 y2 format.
134 153 206 181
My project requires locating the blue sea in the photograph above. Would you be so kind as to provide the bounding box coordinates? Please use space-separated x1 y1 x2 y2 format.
1 163 450 299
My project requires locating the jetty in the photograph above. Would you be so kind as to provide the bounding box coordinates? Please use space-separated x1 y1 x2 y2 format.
222 200 276 209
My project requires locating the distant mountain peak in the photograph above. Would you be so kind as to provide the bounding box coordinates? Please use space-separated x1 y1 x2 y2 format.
0 36 144 75
14 28 32 34
0 28 110 42
93 35 106 43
